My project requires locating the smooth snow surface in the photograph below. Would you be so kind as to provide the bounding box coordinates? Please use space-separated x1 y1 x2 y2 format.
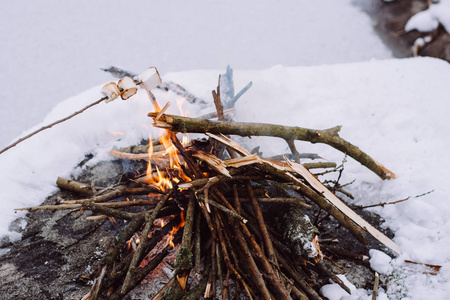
0 0 391 149
1 57 450 298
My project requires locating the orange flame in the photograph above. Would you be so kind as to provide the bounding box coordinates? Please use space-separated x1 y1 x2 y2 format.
142 129 191 192
142 133 172 192
143 95 192 192
166 210 186 248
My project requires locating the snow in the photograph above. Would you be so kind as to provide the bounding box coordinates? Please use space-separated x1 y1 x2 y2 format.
2 1 450 299
320 274 355 300
0 0 391 149
369 249 393 274
1 57 450 298
405 0 450 33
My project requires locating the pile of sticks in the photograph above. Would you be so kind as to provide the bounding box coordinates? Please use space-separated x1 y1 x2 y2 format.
17 78 402 300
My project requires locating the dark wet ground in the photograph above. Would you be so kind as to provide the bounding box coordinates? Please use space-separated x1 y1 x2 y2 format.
366 0 450 62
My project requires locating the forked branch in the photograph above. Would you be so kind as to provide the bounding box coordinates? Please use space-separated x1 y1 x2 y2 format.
148 113 395 180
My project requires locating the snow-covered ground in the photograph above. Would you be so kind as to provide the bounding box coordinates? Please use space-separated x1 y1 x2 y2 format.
0 0 391 149
2 1 450 299
2 57 449 299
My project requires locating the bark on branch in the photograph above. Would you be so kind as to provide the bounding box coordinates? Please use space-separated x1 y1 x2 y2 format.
148 113 395 180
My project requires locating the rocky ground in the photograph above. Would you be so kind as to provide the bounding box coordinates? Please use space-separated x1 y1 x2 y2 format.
369 0 450 62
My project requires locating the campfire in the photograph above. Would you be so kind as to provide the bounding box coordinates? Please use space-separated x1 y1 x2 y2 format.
17 67 412 299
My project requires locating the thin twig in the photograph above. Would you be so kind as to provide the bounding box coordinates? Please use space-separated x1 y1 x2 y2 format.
372 272 379 300
245 181 279 268
0 97 106 155
353 190 435 210
121 192 171 293
207 196 247 224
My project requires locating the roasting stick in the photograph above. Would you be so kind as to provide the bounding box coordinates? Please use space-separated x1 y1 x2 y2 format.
0 97 106 155
0 67 162 156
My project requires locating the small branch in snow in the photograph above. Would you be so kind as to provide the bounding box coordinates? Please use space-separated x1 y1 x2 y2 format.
372 272 379 300
352 190 434 210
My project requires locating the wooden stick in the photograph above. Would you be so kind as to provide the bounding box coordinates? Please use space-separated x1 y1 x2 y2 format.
105 213 145 267
321 245 369 261
233 218 272 300
303 162 337 169
215 214 253 300
56 177 96 196
60 186 155 204
245 181 278 268
89 265 107 300
0 97 106 155
286 138 300 163
109 148 168 160
286 158 401 255
108 245 171 300
256 160 370 245
212 77 225 121
316 261 351 294
210 233 217 299
206 195 247 224
83 203 136 220
121 193 171 293
174 196 196 290
275 251 322 300
148 113 395 180
15 203 82 211
372 272 379 300
353 197 410 210
16 198 160 212
214 188 291 299
236 197 311 209
192 150 231 177
194 210 202 273
239 219 292 300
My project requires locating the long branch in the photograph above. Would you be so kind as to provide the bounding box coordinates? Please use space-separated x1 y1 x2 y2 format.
148 113 395 180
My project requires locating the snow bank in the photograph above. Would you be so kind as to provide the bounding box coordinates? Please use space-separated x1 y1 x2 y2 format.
1 57 450 298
